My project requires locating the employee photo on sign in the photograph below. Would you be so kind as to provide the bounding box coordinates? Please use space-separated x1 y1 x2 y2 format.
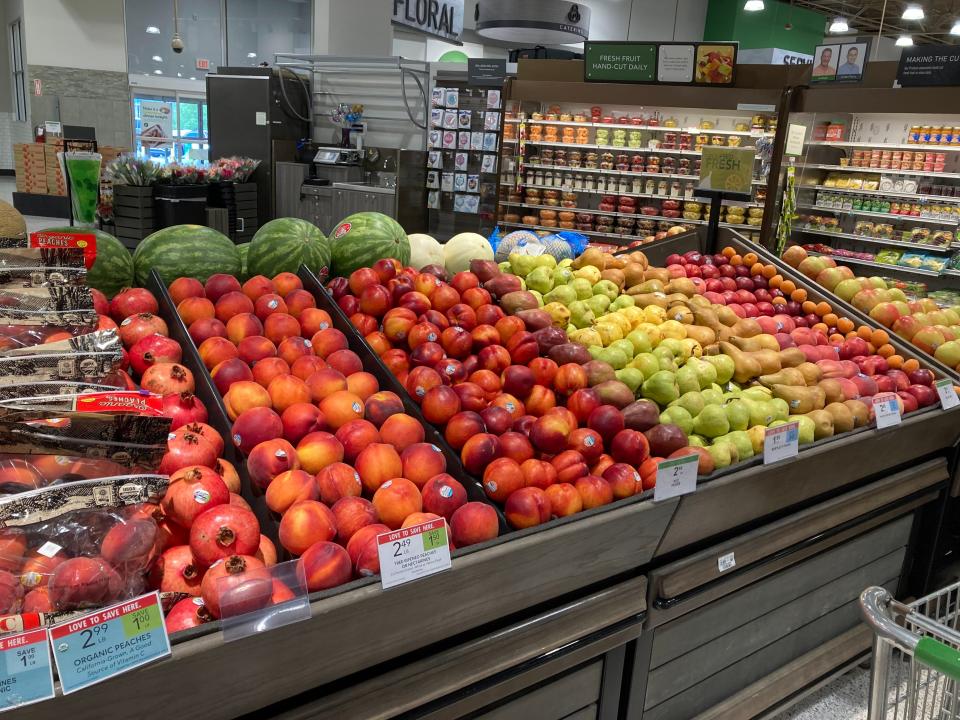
811 44 839 81
837 42 867 79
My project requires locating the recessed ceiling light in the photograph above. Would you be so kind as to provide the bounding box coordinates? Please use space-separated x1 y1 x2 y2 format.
146 26 160 34
951 20 960 35
744 0 764 10
177 72 182 77
246 52 257 58
152 55 162 62
190 76 196 80
901 4 924 20
153 69 163 74
829 17 849 33
896 35 914 46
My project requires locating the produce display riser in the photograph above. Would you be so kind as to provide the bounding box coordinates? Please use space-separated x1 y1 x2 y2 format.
611 227 703 266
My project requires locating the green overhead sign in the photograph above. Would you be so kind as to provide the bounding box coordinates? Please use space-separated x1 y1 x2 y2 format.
584 43 656 83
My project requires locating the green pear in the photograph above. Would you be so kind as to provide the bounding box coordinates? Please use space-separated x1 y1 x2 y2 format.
721 430 754 459
770 398 790 422
630 353 660 380
498 261 512 273
686 357 718 389
673 390 706 418
588 345 604 359
688 434 707 447
701 354 735 385
740 386 773 401
530 290 544 307
559 258 573 268
552 267 574 287
693 404 730 438
713 438 740 464
592 279 621 301
509 254 538 277
533 254 557 269
660 406 694 435
610 339 636 360
585 294 611 316
652 346 678 371
525 266 554 294
626 329 653 355
747 425 767 454
741 397 776 427
676 365 700 395
641 370 680 407
701 387 724 406
598 346 629 370
571 278 594 301
790 415 816 444
724 399 751 431
706 442 734 469
616 368 644 394
568 301 595 329
544 284 577 306
659 338 686 361
612 294 635 310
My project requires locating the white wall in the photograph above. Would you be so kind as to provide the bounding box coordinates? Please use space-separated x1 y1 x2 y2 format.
583 0 708 42
23 0 126 72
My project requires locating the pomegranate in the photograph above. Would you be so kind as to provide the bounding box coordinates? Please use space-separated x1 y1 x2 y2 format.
162 466 230 527
161 392 208 430
90 288 109 316
48 557 122 610
100 518 159 572
200 554 271 618
149 545 204 595
129 334 183 377
189 505 260 567
110 287 158 321
159 431 219 475
22 587 53 613
176 422 224 457
119 347 130 371
141 362 195 395
118 313 169 348
164 596 213 633
0 570 22 613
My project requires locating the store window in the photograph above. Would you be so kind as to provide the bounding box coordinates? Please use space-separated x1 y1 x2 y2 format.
125 0 223 80
9 19 24 122
225 0 312 66
133 92 209 164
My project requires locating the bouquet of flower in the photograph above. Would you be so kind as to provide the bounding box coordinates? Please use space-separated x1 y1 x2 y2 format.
158 162 208 185
331 103 364 128
105 156 162 186
208 156 261 183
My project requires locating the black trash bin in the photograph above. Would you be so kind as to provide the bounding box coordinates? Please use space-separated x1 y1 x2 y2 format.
154 183 207 228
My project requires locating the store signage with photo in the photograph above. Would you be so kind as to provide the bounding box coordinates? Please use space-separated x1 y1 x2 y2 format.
897 45 960 87
392 0 464 42
585 42 737 86
811 40 869 84
139 100 173 149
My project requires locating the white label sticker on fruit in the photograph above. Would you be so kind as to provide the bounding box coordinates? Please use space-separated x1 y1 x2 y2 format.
764 422 799 464
654 454 698 502
936 378 960 410
718 552 736 573
872 392 902 429
377 519 452 590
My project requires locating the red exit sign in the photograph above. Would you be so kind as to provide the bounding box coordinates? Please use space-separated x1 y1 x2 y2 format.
196 58 210 70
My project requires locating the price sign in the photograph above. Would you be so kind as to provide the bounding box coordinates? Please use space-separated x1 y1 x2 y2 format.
0 629 54 711
718 552 736 573
764 422 799 464
377 518 452 590
872 393 902 429
49 592 170 695
653 454 698 501
936 378 960 409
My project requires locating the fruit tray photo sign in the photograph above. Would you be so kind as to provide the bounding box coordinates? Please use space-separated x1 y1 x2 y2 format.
584 42 737 86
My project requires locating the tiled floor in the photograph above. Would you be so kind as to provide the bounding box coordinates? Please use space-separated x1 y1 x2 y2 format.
0 176 65 233
773 668 869 719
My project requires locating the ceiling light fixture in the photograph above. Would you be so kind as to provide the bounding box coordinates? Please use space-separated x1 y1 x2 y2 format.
153 69 163 74
829 17 849 33
152 55 162 62
896 35 914 46
146 26 160 34
246 52 257 58
744 0 764 10
901 4 924 20
951 20 960 35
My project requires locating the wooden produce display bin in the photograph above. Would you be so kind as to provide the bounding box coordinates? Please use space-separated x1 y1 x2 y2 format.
113 185 156 249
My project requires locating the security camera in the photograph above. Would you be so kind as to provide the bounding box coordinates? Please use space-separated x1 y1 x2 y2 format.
171 33 184 54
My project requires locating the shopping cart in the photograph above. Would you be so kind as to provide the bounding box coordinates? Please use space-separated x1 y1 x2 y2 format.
861 584 960 719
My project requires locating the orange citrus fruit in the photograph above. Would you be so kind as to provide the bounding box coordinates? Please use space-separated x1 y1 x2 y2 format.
903 358 920 373
769 274 783 289
815 301 832 317
878 344 895 358
791 288 808 303
822 313 839 328
762 265 777 279
730 254 743 266
857 326 874 341
743 252 758 266
887 354 904 369
772 296 787 306
780 280 796 295
871 329 890 346
837 317 854 334
722 247 735 258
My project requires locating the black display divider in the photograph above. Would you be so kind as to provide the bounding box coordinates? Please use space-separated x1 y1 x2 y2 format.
612 227 703 265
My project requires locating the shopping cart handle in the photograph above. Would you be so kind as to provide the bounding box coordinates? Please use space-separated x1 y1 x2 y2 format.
916 636 960 683
860 586 920 651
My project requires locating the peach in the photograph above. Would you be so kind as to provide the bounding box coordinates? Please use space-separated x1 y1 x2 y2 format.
215 291 255 323
295 431 344 474
401 512 443 530
348 523 390 576
311 328 349 358
410 342 445 368
551 450 589 484
490 393 526 422
372 478 422 529
421 473 468 519
365 331 392 356
284 289 316 318
431 284 460 313
471 324 501 350
554 363 589 396
461 287 491 310
482 457 525 503
355 442 404 494
588 405 625 445
444 410 486 450
441 326 473 358
198 336 238 370
263 313 301 346
189 317 228 345
242 275 276 301
265 469 319 514
469 369 501 396
525 385 557 417
574 475 614 509
359 284 393 317
300 308 332 336
252 357 291 388
364 391 406 427
273 272 302 296
530 413 571 454
237 335 277 365
383 312 417 344
452 382 487 413
380 413 425 452
306 368 348 402
277 336 312 366
279 500 337 555
477 303 505 326
409 321 442 349
224 381 272 419
350 267 381 295
450 502 499 547
299 541 353 591
381 348 410 377
247 438 299 490
335 419 381 462
521 459 558 490
478 345 511 374
268 374 311 413
399 290 431 315
567 388 601 424
291 355 326 380
332 496 378 543
528 357 559 387
225 313 264 344
346 372 378 401
0 530 26 573
177 296 215 326
591 454 615 478
421 385 462 424
405 366 443 402
316 462 363 505
318 390 364 430
568 428 604 462
544 483 582 517
327 349 363 376
602 463 642 499
499 431 535 464
231 406 283 454
169 277 205 305
401 443 447 488
610 429 650 467
461 432 501 475
505 487 551 529
254 293 288 320
257 535 278 567
205 273 242 302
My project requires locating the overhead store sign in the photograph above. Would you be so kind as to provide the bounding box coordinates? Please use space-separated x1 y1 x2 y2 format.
897 44 960 87
585 42 737 86
392 0 464 42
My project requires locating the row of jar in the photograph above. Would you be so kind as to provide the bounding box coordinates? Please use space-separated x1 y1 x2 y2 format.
531 150 702 175
521 171 700 198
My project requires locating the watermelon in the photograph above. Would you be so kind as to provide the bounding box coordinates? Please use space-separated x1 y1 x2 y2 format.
330 212 409 277
42 226 134 298
237 242 250 280
133 225 240 286
247 218 330 281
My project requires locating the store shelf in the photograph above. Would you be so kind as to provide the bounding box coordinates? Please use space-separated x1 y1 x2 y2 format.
516 183 764 207
806 140 960 152
524 139 763 159
796 163 960 180
516 118 774 136
523 162 767 185
794 227 956 253
944 269 960 277
807 252 943 277
799 184 960 204
499 220 651 242
796 203 959 226
501 200 697 224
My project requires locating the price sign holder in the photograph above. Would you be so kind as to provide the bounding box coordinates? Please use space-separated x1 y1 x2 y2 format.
935 378 960 409
654 454 698 501
377 518 452 590
764 422 799 464
718 552 736 573
0 628 54 711
872 393 902 429
49 592 170 695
